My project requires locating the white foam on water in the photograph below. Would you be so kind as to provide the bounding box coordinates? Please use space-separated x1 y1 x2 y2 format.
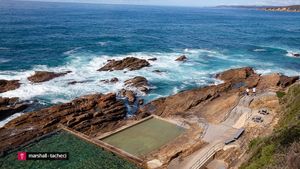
253 49 267 52
1 48 300 125
286 50 300 58
0 112 24 128
0 47 10 50
0 58 11 63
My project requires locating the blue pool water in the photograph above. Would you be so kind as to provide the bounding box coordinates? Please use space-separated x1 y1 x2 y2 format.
0 1 300 108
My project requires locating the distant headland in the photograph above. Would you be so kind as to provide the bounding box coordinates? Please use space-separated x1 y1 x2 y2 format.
217 5 300 12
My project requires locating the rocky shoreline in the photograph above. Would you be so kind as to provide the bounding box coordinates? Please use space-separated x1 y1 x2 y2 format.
0 63 299 156
262 5 300 12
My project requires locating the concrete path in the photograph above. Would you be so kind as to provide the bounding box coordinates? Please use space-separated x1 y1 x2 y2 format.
168 95 256 169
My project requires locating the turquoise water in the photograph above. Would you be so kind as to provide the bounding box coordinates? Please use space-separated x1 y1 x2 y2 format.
0 1 300 109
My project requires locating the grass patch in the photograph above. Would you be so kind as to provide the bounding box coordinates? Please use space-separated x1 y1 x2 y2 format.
276 91 286 99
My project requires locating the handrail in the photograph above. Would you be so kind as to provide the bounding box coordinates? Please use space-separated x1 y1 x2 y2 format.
189 142 224 169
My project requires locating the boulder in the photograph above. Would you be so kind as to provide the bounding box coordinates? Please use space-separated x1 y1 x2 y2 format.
0 80 20 93
0 97 28 121
124 76 150 94
28 71 71 83
120 89 136 104
98 57 150 71
216 67 255 82
175 55 187 61
0 93 127 153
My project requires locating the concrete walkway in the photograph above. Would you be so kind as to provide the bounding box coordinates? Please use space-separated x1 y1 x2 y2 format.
168 95 256 169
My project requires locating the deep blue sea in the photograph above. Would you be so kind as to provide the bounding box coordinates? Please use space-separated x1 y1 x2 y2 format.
0 1 300 123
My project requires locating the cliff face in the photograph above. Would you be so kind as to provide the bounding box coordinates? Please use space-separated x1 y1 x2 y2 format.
262 5 300 12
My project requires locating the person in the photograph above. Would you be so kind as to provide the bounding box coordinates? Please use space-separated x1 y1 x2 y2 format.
253 87 256 96
246 88 250 95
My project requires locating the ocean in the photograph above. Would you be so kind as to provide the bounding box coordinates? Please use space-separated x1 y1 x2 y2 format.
0 1 300 121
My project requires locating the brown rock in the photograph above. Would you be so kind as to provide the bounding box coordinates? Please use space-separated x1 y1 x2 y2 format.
28 71 71 83
98 57 150 71
0 97 28 121
0 80 20 93
120 89 136 104
124 76 150 94
175 55 187 61
216 67 255 82
0 93 127 153
279 75 299 88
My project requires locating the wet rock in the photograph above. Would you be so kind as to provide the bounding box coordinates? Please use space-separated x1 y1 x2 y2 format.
120 89 136 104
148 58 157 61
138 99 144 105
0 80 20 93
293 53 300 57
175 55 187 61
0 93 127 153
28 71 71 83
153 70 165 73
100 77 119 84
124 76 150 94
0 97 28 121
68 80 93 85
98 57 150 71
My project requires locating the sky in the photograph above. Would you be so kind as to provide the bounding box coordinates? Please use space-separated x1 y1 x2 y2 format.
20 0 300 7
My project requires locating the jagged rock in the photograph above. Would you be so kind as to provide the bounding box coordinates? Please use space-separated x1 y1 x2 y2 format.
120 89 136 104
0 93 127 153
124 76 150 94
98 57 150 71
216 67 255 82
0 80 20 93
175 55 187 61
0 97 28 121
256 73 299 89
148 58 157 61
28 71 71 83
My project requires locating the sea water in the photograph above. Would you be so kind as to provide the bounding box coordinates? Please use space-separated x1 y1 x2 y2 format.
0 1 300 123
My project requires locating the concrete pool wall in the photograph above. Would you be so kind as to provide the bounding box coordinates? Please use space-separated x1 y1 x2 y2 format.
98 115 186 158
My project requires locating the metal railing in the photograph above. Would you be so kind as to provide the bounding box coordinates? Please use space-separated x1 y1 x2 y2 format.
189 142 224 169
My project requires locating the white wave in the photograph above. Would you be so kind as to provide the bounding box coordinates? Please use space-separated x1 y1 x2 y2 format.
97 42 108 46
0 112 24 128
0 58 10 63
253 48 267 52
286 51 300 58
63 47 82 55
0 47 10 50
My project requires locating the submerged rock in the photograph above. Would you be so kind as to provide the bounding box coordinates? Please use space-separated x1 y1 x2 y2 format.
0 97 28 121
293 53 300 57
0 80 20 93
148 57 157 61
175 55 187 61
98 57 150 71
100 77 119 84
0 93 127 153
28 71 71 83
67 80 93 85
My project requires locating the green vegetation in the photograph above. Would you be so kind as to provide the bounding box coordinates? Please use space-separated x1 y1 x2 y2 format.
101 117 185 157
0 131 140 169
241 84 300 169
276 91 286 99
